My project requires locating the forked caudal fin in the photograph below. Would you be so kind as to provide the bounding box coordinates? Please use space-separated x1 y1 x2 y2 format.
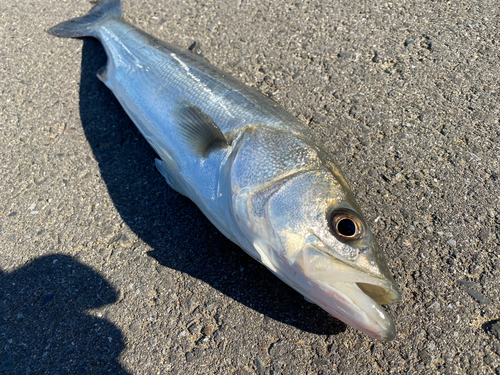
48 0 122 38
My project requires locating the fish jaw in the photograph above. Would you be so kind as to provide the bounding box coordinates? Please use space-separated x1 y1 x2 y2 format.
307 277 398 341
264 243 401 341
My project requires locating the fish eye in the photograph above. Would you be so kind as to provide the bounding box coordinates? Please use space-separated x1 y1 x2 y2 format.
329 209 365 242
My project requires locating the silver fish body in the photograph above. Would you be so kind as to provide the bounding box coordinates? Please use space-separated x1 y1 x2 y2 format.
49 0 401 341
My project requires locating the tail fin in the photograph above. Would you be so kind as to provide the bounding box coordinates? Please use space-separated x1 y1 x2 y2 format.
48 0 122 38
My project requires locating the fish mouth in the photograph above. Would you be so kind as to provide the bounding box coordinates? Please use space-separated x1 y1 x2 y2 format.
297 245 401 341
315 279 401 341
254 237 401 340
356 281 401 305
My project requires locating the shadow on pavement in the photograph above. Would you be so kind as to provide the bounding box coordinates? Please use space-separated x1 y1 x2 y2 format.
482 319 500 341
77 38 346 336
0 254 129 374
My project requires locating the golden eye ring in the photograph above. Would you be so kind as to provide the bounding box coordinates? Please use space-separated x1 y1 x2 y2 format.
329 209 365 242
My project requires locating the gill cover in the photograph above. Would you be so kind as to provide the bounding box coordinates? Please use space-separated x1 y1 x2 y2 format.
230 127 401 340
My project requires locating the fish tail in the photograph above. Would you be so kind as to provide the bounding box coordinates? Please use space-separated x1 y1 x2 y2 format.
48 0 122 38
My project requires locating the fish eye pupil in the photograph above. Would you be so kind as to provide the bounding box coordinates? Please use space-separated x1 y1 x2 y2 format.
337 218 356 237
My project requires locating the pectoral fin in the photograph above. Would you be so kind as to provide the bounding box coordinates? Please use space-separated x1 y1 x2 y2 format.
172 101 228 157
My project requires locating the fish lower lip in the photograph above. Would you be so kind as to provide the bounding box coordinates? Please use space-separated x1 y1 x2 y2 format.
324 281 398 341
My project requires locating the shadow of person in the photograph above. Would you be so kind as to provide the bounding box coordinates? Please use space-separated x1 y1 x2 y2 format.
76 38 346 337
0 254 129 374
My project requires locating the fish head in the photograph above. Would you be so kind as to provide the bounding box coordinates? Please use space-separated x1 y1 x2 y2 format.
240 165 401 341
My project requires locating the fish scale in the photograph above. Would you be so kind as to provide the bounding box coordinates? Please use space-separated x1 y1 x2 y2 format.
230 128 322 191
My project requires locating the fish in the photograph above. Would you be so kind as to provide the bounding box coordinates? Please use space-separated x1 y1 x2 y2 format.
48 0 401 341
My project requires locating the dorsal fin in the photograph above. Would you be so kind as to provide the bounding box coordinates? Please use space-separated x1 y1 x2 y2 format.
172 101 228 157
188 41 204 58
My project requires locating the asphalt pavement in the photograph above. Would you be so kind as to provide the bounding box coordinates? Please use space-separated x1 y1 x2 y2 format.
1 0 499 373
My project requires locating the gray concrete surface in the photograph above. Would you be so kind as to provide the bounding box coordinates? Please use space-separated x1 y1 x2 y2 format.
1 0 499 373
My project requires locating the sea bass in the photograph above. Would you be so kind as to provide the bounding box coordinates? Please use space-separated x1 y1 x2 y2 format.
49 0 401 340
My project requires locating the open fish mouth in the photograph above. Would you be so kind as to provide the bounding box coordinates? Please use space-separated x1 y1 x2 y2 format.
257 234 401 340
357 281 401 305
295 245 402 341
317 279 401 341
